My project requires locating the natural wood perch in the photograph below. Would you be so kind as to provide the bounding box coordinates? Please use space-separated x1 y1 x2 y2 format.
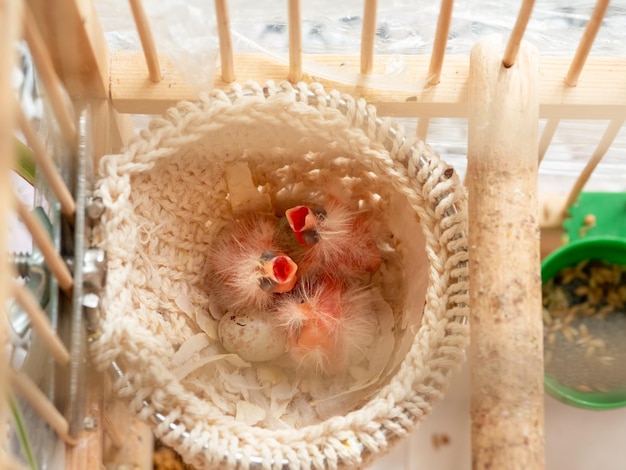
467 37 545 470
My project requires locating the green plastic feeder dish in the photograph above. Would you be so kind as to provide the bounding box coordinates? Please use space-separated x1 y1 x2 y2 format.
542 236 626 410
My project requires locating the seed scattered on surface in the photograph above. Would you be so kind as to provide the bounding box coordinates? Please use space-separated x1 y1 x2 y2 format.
598 356 615 367
562 327 575 343
583 214 596 226
589 338 606 350
543 308 553 326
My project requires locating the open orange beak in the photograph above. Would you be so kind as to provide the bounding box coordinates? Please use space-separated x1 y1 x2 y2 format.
285 206 319 246
260 253 298 293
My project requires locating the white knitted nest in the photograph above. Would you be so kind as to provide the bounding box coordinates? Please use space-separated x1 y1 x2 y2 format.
92 81 469 469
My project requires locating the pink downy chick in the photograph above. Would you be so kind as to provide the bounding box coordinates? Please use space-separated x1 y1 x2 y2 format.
274 277 378 375
207 214 298 316
285 199 382 279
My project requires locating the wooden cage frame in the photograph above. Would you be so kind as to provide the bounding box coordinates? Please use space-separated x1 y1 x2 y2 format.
1 0 623 468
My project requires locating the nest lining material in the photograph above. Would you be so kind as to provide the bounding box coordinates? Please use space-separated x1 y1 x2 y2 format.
92 81 469 469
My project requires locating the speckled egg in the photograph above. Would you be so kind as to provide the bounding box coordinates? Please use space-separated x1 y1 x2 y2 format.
218 308 287 362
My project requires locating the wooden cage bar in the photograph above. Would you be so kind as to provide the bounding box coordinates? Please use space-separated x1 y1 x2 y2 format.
418 0 454 141
128 0 162 82
565 0 611 87
288 0 303 83
22 3 77 147
360 0 377 74
427 0 454 86
502 0 535 67
16 104 77 220
563 119 625 218
14 198 74 293
538 118 560 163
215 0 235 83
12 281 70 365
9 370 75 445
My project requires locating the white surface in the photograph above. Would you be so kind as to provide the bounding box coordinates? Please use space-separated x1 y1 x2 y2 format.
369 359 626 470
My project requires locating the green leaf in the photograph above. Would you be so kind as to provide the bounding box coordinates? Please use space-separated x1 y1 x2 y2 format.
9 396 39 470
14 137 36 186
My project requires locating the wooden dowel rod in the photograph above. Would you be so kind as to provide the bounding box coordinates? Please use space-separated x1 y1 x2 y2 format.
16 104 76 221
563 119 624 217
427 0 454 85
468 37 544 470
416 117 430 141
288 0 302 83
360 0 378 74
128 0 162 82
538 118 560 163
12 281 70 365
1 2 23 466
215 0 235 83
14 199 73 294
565 0 610 87
22 3 77 147
9 370 76 445
502 0 535 68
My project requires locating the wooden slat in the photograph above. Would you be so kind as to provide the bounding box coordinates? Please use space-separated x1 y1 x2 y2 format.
565 0 611 87
26 0 109 98
128 0 162 82
1 0 23 468
110 52 626 120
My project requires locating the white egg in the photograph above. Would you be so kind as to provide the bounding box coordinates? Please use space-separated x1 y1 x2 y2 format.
218 308 287 362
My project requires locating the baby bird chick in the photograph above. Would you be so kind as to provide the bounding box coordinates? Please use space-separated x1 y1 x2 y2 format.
285 199 382 279
207 214 298 317
274 277 378 375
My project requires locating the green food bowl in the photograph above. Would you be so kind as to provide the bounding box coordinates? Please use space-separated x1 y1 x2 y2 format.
542 236 626 410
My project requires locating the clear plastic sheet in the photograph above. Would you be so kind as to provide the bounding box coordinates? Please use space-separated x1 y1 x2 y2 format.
95 0 626 192
95 0 218 92
227 0 625 56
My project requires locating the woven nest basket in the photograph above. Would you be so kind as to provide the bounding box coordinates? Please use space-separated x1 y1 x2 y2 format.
91 81 469 469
